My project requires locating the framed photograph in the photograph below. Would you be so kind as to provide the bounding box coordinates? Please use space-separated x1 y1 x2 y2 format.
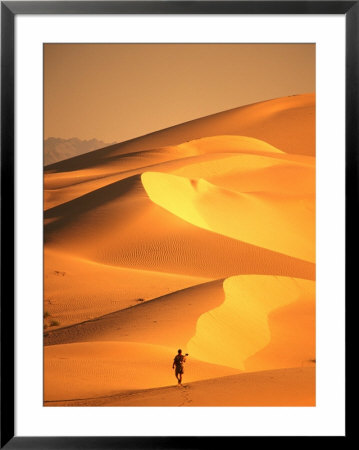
1 1 355 447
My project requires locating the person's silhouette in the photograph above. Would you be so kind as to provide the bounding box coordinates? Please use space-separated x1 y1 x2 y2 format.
172 349 187 385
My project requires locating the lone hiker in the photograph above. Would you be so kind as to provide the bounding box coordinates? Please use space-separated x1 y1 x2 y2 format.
172 349 188 385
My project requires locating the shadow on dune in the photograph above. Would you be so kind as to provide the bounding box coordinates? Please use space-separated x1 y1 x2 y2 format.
44 278 226 347
44 174 145 239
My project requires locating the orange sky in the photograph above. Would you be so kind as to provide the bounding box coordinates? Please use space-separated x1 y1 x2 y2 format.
44 43 315 143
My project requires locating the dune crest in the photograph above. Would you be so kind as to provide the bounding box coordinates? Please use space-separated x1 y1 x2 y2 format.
176 134 284 155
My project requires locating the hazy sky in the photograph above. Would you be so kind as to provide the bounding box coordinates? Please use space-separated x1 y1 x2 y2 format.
44 43 315 143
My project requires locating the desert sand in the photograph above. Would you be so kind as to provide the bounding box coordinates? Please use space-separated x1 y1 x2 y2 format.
44 94 315 406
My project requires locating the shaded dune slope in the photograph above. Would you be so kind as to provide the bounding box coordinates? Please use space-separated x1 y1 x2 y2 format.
44 279 225 347
44 249 207 328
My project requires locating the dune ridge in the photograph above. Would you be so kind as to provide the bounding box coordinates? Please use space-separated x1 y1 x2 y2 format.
45 93 314 174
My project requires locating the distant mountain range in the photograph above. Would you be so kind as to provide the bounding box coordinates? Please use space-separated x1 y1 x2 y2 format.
44 137 116 166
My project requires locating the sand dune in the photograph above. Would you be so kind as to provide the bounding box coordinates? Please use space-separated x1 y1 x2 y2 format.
45 159 314 278
44 273 315 406
45 93 314 175
44 170 314 280
44 275 315 376
44 94 315 406
44 133 314 210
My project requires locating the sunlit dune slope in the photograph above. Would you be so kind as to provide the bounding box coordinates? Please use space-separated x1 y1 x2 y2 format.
45 93 314 175
44 175 314 280
44 341 240 402
188 275 315 371
142 171 314 262
44 248 207 328
46 367 315 407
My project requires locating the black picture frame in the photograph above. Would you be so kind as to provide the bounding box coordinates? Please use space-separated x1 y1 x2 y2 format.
1 1 356 447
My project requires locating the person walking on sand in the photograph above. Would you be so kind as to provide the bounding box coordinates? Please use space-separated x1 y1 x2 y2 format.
172 349 187 385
